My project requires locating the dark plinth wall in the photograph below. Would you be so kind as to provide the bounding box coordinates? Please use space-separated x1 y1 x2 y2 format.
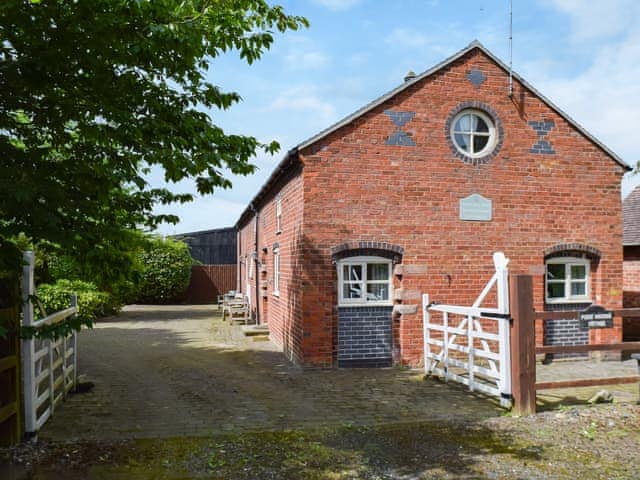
338 306 393 368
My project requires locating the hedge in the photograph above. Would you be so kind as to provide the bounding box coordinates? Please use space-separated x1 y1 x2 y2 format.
135 237 192 303
36 279 118 328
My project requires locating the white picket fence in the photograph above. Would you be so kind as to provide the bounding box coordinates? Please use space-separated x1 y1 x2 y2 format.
21 251 78 436
423 252 512 408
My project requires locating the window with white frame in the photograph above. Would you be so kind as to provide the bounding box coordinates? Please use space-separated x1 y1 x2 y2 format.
545 257 590 303
273 247 280 296
338 256 392 306
248 253 254 279
276 196 282 234
450 109 497 158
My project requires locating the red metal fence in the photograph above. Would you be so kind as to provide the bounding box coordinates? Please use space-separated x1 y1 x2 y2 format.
184 265 236 304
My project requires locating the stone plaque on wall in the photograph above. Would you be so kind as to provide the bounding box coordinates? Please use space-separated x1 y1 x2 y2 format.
460 194 492 221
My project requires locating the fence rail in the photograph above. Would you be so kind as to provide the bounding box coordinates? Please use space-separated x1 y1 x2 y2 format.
21 251 78 437
507 275 640 414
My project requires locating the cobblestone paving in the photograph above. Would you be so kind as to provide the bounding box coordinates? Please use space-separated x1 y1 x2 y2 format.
39 305 639 441
40 305 502 441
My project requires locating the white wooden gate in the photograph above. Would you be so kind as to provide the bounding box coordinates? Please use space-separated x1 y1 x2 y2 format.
423 252 512 408
21 251 79 436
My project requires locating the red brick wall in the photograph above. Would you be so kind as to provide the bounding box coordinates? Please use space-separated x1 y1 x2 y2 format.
297 48 625 366
237 165 306 364
623 246 640 306
623 245 640 340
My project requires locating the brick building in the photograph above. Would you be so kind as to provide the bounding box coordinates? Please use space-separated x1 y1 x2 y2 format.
623 187 640 340
235 41 629 368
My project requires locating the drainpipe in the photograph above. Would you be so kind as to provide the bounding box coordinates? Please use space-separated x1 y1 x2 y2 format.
249 203 260 325
235 226 241 293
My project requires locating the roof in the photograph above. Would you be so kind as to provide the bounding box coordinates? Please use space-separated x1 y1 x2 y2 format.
624 187 640 246
236 40 630 227
173 226 237 264
172 226 235 237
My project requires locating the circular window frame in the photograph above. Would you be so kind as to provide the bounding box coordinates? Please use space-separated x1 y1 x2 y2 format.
445 101 504 165
450 110 496 158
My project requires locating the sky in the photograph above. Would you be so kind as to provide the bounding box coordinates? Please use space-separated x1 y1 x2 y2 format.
152 0 640 235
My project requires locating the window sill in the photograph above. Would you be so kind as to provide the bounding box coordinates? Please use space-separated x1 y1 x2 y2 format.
338 302 393 308
545 298 592 305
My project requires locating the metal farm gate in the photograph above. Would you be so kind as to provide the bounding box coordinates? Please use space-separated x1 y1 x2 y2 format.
423 252 512 408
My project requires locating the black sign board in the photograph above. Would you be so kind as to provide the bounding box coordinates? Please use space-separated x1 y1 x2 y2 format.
579 305 613 329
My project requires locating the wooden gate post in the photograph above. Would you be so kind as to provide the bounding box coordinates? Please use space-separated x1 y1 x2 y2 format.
509 274 537 415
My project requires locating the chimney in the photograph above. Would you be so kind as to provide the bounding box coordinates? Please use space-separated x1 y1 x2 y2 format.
404 70 417 82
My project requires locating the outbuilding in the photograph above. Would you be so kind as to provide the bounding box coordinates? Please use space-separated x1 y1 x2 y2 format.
236 41 629 368
622 187 640 340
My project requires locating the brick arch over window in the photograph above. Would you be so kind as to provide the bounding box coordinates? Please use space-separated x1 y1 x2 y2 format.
543 243 601 260
331 241 404 263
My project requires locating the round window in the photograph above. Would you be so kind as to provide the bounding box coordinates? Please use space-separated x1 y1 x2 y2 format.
450 110 496 158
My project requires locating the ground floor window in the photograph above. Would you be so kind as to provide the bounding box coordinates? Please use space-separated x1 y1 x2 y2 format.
273 247 280 296
545 256 590 303
338 256 392 306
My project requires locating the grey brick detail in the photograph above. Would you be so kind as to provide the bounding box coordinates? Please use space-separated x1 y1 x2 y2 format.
338 306 393 367
385 130 416 146
384 110 414 128
384 110 416 147
466 68 487 87
543 313 589 360
528 120 556 154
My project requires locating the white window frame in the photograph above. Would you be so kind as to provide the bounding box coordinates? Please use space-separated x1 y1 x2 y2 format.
337 256 393 307
276 196 282 234
273 247 280 297
545 256 591 304
450 109 496 159
248 252 255 280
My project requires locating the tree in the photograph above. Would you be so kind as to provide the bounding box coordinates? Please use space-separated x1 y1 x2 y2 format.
0 1 308 302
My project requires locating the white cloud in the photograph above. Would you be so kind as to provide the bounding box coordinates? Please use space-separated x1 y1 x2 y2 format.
312 0 362 11
543 0 640 41
284 50 331 70
154 196 246 235
265 86 337 126
385 28 429 49
529 31 640 164
520 27 640 196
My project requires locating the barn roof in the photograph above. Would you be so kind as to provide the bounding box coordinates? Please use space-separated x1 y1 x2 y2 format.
236 40 630 227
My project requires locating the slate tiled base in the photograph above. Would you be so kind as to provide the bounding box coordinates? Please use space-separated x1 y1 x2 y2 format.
544 317 589 360
338 306 393 368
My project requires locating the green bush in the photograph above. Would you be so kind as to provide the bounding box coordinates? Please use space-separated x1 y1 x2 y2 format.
36 279 118 326
135 237 192 304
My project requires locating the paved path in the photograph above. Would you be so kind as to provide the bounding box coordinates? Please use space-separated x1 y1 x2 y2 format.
39 305 639 441
40 305 502 441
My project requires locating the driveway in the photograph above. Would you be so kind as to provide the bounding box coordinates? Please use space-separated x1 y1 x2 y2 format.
39 305 501 441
